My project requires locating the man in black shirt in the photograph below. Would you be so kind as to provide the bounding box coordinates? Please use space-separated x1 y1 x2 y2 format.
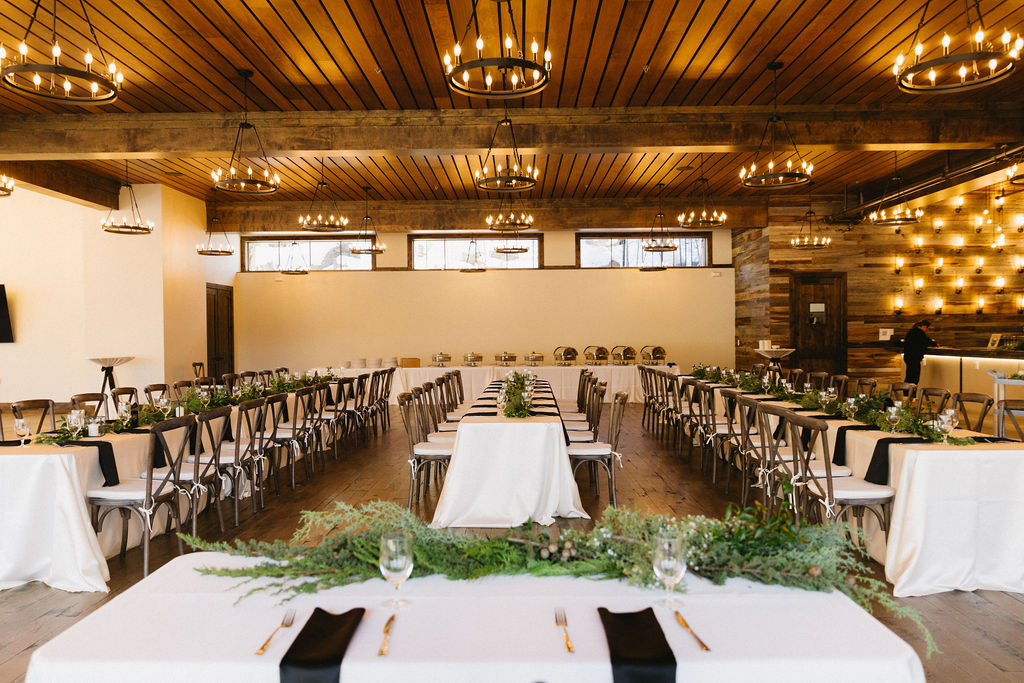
903 320 935 384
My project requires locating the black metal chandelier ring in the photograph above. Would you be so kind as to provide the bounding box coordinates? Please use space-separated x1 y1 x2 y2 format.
1 63 117 104
448 56 549 99
477 171 537 192
742 170 811 189
897 51 1015 94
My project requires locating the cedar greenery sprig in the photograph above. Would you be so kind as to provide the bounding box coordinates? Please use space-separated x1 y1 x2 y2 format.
181 499 935 656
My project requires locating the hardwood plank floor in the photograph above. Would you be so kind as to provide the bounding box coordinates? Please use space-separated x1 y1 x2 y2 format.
1 406 1020 680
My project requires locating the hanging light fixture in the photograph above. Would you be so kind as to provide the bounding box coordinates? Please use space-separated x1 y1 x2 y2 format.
280 240 308 276
869 152 923 229
1 1 124 105
790 196 832 249
210 69 280 194
678 154 726 228
642 183 677 253
350 186 386 255
892 1 1021 94
460 238 487 273
0 173 13 198
102 162 154 235
196 190 234 256
495 233 528 255
299 158 349 231
485 193 535 231
474 109 540 192
442 0 551 100
739 62 813 189
1006 150 1024 186
639 247 668 272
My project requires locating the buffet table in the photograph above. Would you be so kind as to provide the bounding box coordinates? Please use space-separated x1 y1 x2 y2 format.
26 551 925 683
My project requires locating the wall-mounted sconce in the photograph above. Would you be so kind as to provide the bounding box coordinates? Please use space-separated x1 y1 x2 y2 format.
954 195 964 214
1018 297 1024 315
914 277 924 295
894 256 904 274
934 257 944 274
894 296 904 315
996 193 1005 213
992 233 1006 253
996 276 1006 294
975 215 984 234
913 236 924 253
952 235 965 253
977 297 986 314
1016 256 1024 275
934 298 943 315
976 256 985 273
1016 214 1024 233
933 218 944 234
955 276 964 294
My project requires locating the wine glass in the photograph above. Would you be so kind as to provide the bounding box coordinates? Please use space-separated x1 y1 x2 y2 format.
652 529 688 607
13 418 30 447
886 406 900 433
940 413 959 442
157 396 171 418
68 410 85 438
198 389 210 409
826 387 838 403
118 401 132 428
379 531 414 608
803 382 812 394
893 400 903 410
844 397 857 419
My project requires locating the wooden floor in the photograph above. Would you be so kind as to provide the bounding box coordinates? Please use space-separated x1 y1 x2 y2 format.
1 406 1022 681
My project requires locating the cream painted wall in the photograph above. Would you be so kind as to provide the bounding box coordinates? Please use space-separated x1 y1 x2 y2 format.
234 267 736 372
204 233 240 286
544 231 576 266
160 186 210 382
375 233 408 269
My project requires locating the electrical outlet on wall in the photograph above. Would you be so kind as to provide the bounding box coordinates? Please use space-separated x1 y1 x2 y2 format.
879 328 894 341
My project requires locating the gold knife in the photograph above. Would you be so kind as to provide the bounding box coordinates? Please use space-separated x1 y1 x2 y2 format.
675 610 711 651
377 614 396 657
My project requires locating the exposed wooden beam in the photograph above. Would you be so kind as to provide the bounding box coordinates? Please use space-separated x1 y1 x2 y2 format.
214 197 776 233
3 161 120 208
0 103 1020 161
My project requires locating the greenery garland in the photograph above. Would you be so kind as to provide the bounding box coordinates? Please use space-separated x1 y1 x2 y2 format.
500 370 534 418
183 499 935 656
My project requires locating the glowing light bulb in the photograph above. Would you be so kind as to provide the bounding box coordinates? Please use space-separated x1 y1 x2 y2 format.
975 29 984 45
18 42 27 57
504 35 512 50
462 71 469 84
914 43 923 57
1003 31 1012 46
942 34 951 50
533 69 540 81
544 49 551 63
928 69 936 84
63 79 70 93
476 37 484 51
485 74 492 89
32 73 41 87
91 81 98 93
511 73 518 88
530 40 538 54
108 61 117 75
443 53 450 66
51 43 60 59
84 51 93 67
453 43 461 57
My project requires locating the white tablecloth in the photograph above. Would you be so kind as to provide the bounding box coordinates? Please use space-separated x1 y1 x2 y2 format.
430 415 589 528
26 551 925 683
0 432 153 593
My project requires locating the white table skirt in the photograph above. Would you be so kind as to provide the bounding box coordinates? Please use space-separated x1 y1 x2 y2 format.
431 415 589 528
26 551 925 683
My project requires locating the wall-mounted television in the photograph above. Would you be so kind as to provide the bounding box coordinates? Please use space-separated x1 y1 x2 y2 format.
0 285 13 343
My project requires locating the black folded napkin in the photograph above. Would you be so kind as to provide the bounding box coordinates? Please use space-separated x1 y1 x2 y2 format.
63 440 119 486
125 427 151 434
831 424 878 465
529 410 560 416
791 407 819 412
865 436 930 484
974 436 1013 443
0 440 24 447
279 607 365 683
597 607 676 683
465 411 498 417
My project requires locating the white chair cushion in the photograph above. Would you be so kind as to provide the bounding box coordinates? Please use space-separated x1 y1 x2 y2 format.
436 422 459 432
427 432 456 443
564 422 590 431
776 460 852 480
567 431 595 442
414 442 452 457
143 467 195 481
87 479 150 501
568 442 613 456
809 477 895 501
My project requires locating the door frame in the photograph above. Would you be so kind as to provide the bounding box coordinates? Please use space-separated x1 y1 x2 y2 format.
787 270 848 374
206 283 234 377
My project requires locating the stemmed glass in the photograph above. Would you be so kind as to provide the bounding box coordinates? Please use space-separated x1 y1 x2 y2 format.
939 413 959 443
13 418 30 447
652 529 688 607
157 396 171 418
844 397 857 419
67 410 85 438
198 389 210 409
118 401 132 429
886 406 900 433
803 382 812 394
379 531 414 608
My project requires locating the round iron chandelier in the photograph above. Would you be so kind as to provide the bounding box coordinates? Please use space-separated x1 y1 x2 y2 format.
443 0 551 100
350 186 386 255
0 173 13 198
485 193 534 231
475 111 539 192
281 240 308 276
790 197 832 249
642 184 677 253
892 0 1021 94
101 162 155 235
739 62 813 189
678 154 726 228
210 70 280 195
1 0 124 105
299 159 349 231
869 152 923 229
196 190 234 256
460 239 487 273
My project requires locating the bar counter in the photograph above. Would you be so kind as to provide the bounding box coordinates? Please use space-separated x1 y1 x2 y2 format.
921 347 1024 396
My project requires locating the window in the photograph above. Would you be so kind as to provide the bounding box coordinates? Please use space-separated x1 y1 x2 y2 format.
242 239 374 272
577 233 709 268
411 236 540 270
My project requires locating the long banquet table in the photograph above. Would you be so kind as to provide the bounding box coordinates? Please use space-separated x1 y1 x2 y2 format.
26 551 925 683
430 379 589 528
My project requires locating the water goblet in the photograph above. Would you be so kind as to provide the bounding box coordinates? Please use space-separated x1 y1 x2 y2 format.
803 382 812 394
379 531 414 608
68 410 85 438
199 389 210 408
942 413 959 441
13 418 30 447
844 397 857 419
157 396 171 418
893 400 903 410
827 387 838 402
886 406 900 433
118 401 132 428
652 529 688 607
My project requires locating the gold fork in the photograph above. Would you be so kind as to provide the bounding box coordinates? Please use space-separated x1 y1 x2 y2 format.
554 607 575 653
255 609 296 655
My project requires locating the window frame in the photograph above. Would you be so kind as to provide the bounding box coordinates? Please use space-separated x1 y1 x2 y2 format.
408 232 544 271
574 231 712 269
240 235 379 272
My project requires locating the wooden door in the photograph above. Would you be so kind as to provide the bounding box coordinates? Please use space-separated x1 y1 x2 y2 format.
206 284 234 379
789 272 847 374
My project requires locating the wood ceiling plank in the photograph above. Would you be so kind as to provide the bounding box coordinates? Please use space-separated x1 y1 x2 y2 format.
317 1 404 109
536 0 573 110
585 0 651 108
608 0 686 107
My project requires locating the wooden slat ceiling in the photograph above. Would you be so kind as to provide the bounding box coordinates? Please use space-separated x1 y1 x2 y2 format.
3 0 1023 203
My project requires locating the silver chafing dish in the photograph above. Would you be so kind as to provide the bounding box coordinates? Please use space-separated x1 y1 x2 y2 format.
496 351 517 366
611 345 636 365
640 345 666 365
526 351 544 366
432 352 451 367
464 352 483 366
553 346 578 366
584 345 609 365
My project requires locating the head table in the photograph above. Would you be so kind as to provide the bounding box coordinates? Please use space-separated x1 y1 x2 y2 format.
26 551 924 683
